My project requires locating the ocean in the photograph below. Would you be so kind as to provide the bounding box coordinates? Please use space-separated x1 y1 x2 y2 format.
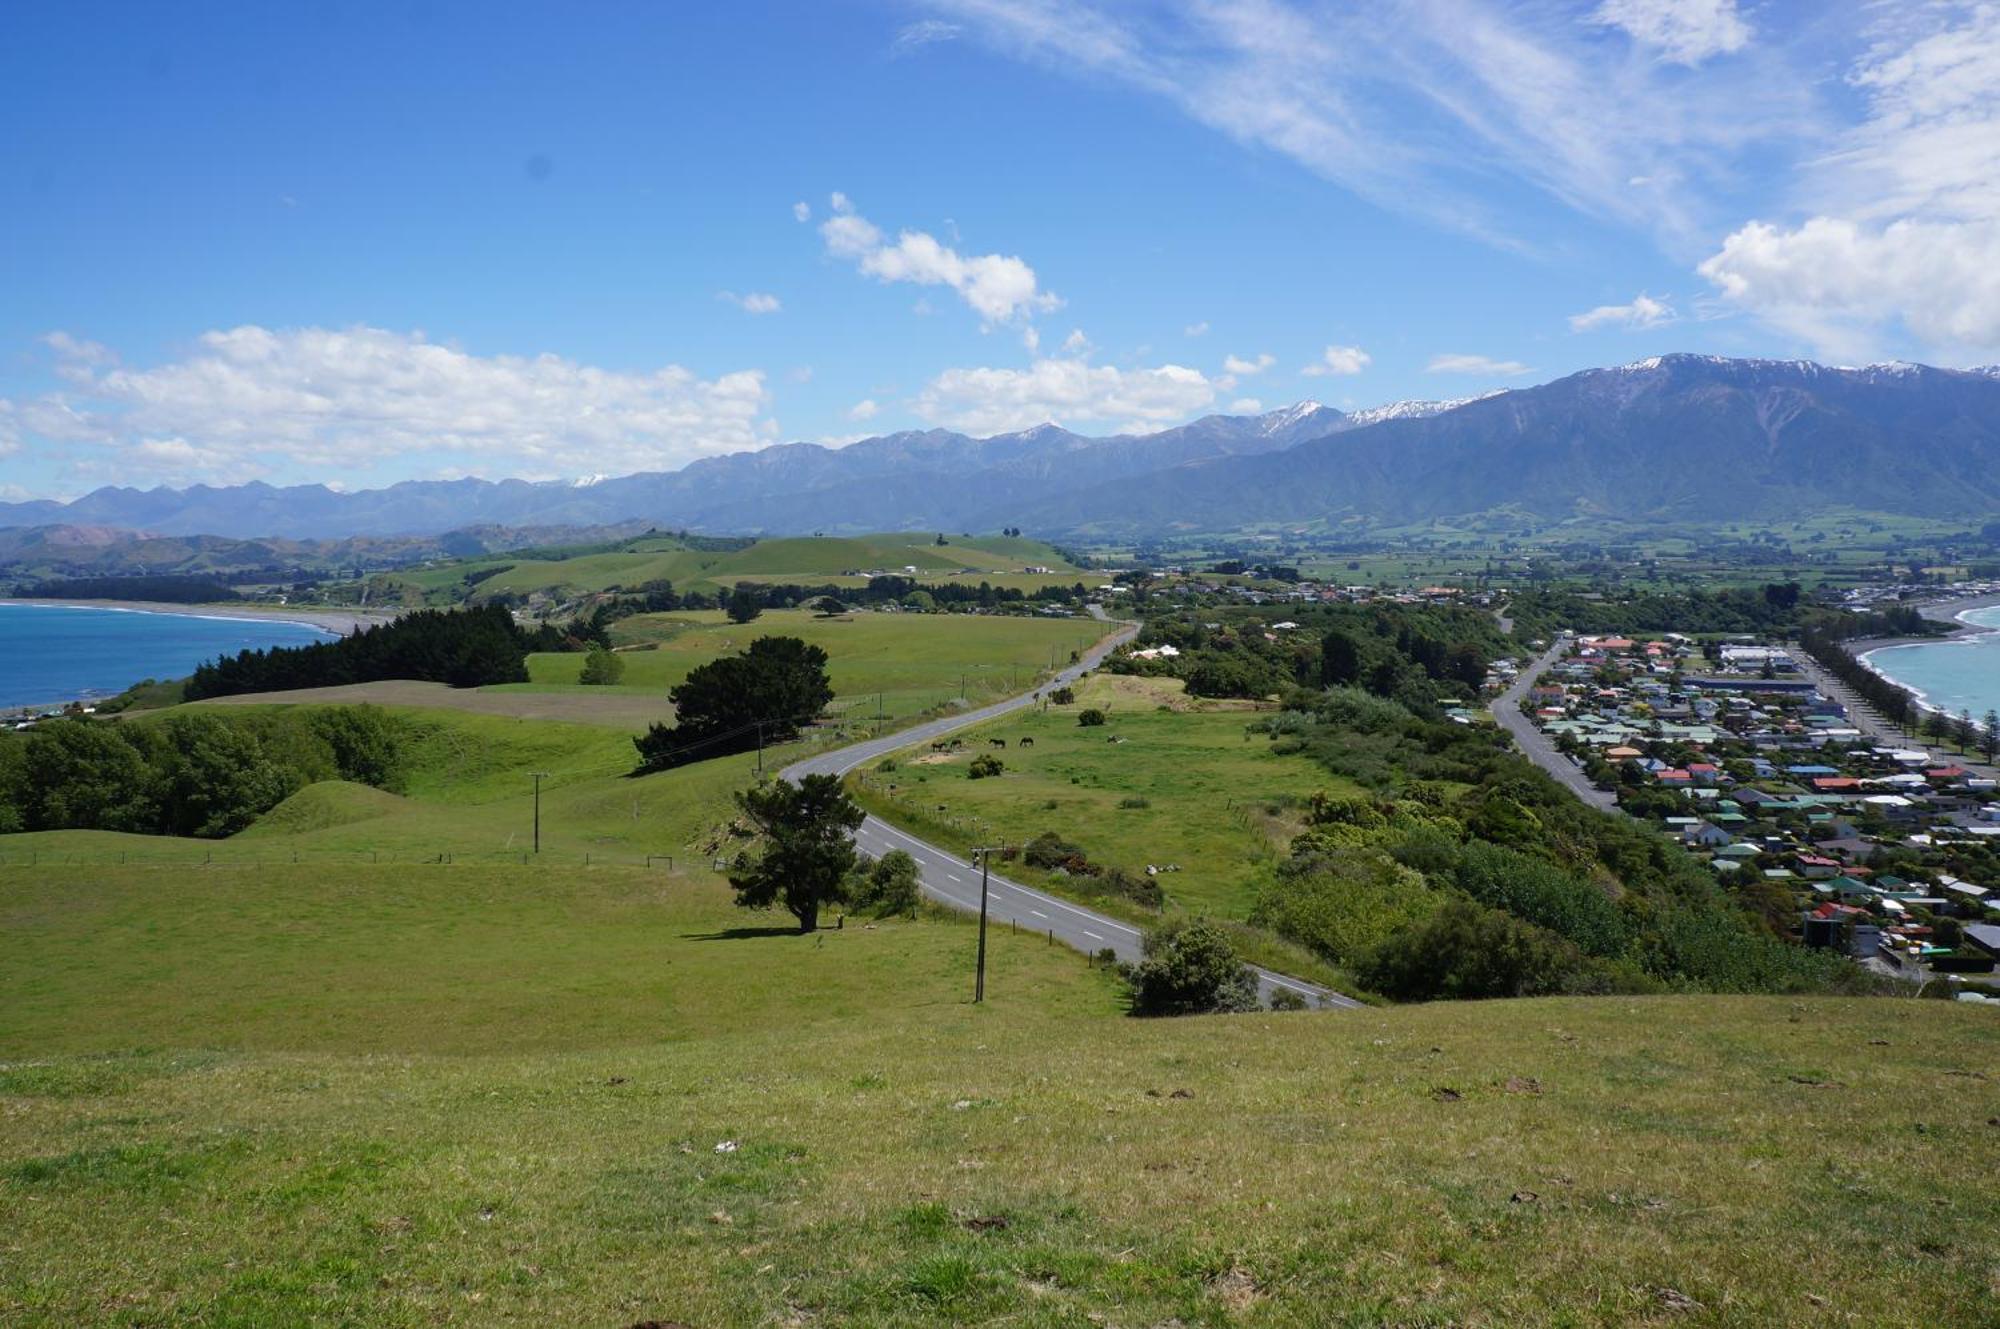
1863 604 2000 720
0 603 335 711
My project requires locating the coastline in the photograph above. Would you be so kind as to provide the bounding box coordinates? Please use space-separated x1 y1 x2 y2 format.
0 600 402 714
0 598 399 637
1854 592 2000 719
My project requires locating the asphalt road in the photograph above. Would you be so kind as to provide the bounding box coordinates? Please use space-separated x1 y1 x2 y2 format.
782 614 1358 1010
1490 636 1623 815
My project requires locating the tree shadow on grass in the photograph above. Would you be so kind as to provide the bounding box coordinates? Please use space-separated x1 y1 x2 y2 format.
680 925 808 941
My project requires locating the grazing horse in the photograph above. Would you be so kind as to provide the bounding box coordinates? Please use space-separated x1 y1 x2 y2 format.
989 737 1007 749
1018 736 1034 747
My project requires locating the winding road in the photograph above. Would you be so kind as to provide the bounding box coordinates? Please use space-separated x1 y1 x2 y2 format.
1489 636 1621 814
782 614 1358 1010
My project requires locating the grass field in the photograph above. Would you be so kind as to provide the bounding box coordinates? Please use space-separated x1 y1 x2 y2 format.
402 532 1086 604
4 665 1997 1321
518 608 1108 722
2 856 1993 1328
850 674 1354 921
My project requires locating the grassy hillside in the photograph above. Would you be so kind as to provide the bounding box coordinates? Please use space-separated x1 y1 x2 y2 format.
521 607 1105 720
1 856 1992 1326
402 532 1085 604
851 673 1360 919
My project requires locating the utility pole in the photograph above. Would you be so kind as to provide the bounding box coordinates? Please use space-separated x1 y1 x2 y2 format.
970 846 1003 1002
530 771 551 853
754 721 764 777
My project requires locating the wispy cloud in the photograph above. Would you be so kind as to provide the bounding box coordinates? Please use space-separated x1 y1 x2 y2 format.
913 355 1213 434
923 0 1813 247
892 18 962 55
1588 0 1752 66
1427 353 1532 375
1569 292 1676 331
720 290 782 314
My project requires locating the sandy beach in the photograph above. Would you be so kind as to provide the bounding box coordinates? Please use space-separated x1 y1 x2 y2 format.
0 598 399 637
1846 590 2000 654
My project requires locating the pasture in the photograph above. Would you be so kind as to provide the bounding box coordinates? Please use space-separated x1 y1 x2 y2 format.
410 531 1086 604
850 673 1357 920
521 608 1107 722
2 670 1993 1323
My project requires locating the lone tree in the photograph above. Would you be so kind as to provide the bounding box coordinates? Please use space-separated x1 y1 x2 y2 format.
726 584 764 624
632 635 833 772
729 774 864 932
1125 916 1258 1016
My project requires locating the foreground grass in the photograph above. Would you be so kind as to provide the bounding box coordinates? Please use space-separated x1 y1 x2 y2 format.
1 883 1993 1328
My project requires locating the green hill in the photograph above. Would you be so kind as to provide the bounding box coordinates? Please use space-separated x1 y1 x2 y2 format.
234 780 414 837
1 851 1992 1326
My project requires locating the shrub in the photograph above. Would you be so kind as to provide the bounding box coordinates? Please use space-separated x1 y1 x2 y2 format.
1356 899 1608 1001
1118 795 1151 809
1024 831 1088 871
1126 917 1258 1016
968 754 1004 779
1250 847 1443 964
577 644 626 686
1268 987 1309 1011
1049 686 1076 705
875 757 898 774
852 849 922 918
1078 708 1107 727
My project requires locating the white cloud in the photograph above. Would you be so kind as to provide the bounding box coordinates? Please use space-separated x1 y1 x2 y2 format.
913 356 1214 435
1061 329 1091 355
819 193 1058 325
1569 292 1676 331
1700 217 2000 353
792 201 811 223
1302 345 1372 377
720 290 782 314
1588 0 1751 66
1698 3 2000 356
1222 352 1275 376
1427 353 1532 375
9 324 773 483
1183 321 1210 338
893 19 961 54
848 398 881 421
1022 325 1040 353
1229 397 1264 413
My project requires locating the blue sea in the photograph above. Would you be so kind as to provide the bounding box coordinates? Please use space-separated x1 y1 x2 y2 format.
0 603 335 711
1863 605 2000 719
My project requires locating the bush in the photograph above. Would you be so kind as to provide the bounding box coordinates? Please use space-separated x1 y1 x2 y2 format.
1356 899 1609 1001
1126 917 1259 1016
577 644 626 686
968 754 1004 779
1024 830 1089 871
1118 795 1151 809
1048 686 1076 705
1078 708 1107 727
852 849 922 918
1250 846 1443 964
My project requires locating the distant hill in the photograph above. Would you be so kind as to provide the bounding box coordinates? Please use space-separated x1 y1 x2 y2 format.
7 356 1999 538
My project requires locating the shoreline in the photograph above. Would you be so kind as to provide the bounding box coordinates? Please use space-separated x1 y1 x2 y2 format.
0 600 401 715
1855 591 2000 719
0 598 399 638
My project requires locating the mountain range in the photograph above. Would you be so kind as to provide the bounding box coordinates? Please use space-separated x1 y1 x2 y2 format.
5 355 1998 539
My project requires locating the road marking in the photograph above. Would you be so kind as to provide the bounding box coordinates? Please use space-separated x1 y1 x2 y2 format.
1030 909 1047 919
1083 929 1103 941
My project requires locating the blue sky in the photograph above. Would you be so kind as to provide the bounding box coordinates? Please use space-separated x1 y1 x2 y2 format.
3 1 1996 498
